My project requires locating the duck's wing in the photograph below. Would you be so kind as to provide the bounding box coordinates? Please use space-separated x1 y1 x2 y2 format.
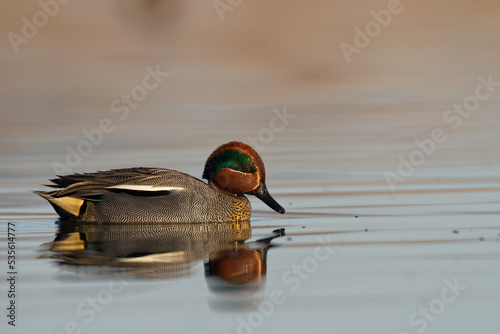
35 168 206 221
43 168 201 199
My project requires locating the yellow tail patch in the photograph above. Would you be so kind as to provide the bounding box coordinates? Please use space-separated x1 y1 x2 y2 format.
48 196 84 217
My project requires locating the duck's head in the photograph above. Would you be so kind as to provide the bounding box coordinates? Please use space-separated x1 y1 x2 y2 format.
202 141 285 214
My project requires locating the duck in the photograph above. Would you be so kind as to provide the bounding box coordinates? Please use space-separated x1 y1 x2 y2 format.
35 141 285 223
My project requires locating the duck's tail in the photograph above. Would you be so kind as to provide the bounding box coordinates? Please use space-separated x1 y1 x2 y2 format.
34 190 84 218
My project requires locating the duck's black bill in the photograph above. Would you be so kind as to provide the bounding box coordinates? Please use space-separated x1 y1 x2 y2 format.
252 183 285 214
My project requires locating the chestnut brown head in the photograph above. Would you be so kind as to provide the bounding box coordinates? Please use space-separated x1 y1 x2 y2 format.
202 141 285 214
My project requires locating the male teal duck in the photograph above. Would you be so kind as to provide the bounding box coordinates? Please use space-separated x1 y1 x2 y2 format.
35 141 285 223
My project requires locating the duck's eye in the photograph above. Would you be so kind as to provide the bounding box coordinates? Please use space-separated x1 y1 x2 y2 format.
243 167 251 173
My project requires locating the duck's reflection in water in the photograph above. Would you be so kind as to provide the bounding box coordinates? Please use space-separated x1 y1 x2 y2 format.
43 220 284 297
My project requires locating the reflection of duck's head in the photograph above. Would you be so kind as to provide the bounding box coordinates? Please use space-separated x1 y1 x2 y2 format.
205 246 267 297
205 229 285 297
213 249 265 284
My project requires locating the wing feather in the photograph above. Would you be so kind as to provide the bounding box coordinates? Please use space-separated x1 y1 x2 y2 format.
46 168 202 199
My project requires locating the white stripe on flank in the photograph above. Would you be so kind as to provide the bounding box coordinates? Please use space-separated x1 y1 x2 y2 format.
107 185 185 191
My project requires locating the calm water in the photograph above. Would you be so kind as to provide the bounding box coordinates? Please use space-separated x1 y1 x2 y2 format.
2 1 500 334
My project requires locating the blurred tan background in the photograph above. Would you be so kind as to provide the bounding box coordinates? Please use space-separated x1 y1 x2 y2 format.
1 0 499 195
